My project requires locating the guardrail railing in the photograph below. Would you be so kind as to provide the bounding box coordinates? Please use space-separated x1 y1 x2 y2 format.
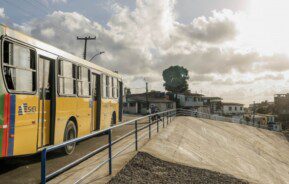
177 109 276 130
40 109 178 184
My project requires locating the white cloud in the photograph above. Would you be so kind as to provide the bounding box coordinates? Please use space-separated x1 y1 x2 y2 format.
12 0 289 105
50 0 67 4
0 7 6 19
41 28 55 38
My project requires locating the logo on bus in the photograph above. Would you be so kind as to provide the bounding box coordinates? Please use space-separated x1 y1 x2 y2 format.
18 103 36 115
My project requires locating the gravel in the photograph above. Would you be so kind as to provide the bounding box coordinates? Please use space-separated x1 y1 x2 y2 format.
109 152 249 184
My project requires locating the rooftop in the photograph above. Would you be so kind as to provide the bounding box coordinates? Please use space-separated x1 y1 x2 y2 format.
127 96 174 103
203 97 223 100
222 102 244 106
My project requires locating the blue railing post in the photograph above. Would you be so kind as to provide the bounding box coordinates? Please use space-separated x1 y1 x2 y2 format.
135 120 138 151
149 116 151 139
163 113 165 128
108 129 112 175
167 112 169 125
157 115 160 133
41 148 47 184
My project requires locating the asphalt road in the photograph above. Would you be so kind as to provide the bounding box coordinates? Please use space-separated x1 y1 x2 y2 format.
0 114 145 184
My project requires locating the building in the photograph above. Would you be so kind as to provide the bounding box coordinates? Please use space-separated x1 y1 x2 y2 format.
123 92 176 115
248 100 274 114
222 102 244 116
274 94 289 129
176 93 204 108
203 97 223 115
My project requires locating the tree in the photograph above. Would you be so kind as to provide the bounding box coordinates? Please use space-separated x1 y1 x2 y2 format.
162 65 189 93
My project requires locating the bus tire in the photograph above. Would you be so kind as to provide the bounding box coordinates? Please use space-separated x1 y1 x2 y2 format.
111 111 117 126
63 120 77 155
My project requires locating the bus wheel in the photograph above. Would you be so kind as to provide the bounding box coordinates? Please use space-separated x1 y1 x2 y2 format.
63 121 77 155
111 112 116 126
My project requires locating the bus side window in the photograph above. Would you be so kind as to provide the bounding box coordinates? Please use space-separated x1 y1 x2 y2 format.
102 74 106 98
106 75 110 98
111 77 115 98
58 60 76 95
112 78 117 98
77 66 91 96
3 41 36 93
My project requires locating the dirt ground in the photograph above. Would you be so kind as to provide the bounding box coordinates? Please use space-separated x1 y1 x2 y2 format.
109 152 249 184
141 116 289 184
0 114 145 184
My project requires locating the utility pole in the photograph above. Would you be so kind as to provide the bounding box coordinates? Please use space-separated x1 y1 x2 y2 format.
77 36 96 60
143 78 149 113
145 81 149 112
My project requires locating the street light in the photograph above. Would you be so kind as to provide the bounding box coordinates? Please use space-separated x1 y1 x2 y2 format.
89 51 105 61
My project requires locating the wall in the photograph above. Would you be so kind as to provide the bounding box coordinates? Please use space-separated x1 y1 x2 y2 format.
177 94 203 108
223 105 244 116
123 102 138 114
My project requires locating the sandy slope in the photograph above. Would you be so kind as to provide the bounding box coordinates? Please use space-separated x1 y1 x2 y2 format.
141 116 289 184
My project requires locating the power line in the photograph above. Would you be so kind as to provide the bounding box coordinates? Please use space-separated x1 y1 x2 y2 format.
2 0 75 46
2 0 37 17
31 0 53 12
22 0 50 15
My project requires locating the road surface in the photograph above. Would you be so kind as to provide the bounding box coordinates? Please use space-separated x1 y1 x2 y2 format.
0 114 144 184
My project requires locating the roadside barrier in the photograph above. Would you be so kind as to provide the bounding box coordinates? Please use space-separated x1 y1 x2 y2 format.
40 109 177 184
177 109 272 130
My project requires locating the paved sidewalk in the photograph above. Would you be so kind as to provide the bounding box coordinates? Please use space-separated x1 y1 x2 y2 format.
49 119 171 184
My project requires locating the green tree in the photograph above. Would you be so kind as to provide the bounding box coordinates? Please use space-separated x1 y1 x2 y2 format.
162 65 189 93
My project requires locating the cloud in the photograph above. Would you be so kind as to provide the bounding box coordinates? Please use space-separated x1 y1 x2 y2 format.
189 73 214 82
50 0 67 3
255 74 284 81
0 7 6 19
176 9 238 44
11 0 289 104
41 28 55 38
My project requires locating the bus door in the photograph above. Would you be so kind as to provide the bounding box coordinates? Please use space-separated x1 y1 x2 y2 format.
91 73 101 131
38 57 55 148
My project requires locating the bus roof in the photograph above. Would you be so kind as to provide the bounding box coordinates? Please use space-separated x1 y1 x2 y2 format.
0 24 121 79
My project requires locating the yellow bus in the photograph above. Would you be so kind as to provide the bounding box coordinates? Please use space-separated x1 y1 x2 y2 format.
0 24 123 157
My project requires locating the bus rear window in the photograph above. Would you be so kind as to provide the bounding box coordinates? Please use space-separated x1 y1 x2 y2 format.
3 41 36 93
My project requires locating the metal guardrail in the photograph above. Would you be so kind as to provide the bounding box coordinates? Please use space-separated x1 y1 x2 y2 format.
178 109 270 130
40 109 178 184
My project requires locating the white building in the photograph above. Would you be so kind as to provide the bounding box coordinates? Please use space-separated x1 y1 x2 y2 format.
222 102 244 116
176 93 204 108
123 92 176 115
203 97 223 115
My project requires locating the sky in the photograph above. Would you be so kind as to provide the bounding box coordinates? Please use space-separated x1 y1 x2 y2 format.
0 0 288 106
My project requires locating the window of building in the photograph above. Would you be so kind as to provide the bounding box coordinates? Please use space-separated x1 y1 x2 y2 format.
58 60 76 95
235 106 237 111
3 41 36 92
77 66 91 96
240 107 243 111
229 106 232 111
